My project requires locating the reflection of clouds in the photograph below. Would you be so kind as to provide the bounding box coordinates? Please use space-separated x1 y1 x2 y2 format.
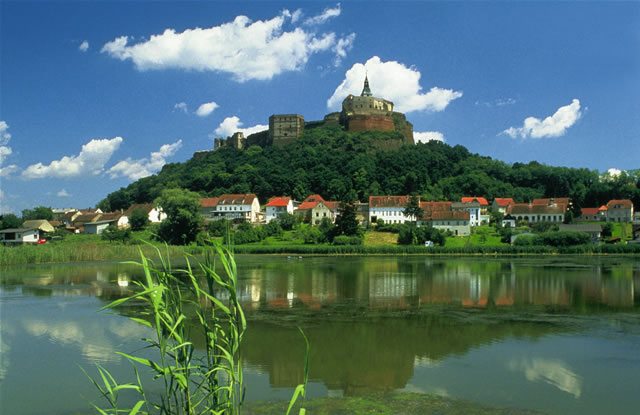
108 319 149 339
24 320 83 345
399 383 449 397
82 343 119 363
508 358 582 398
414 356 442 368
0 336 9 380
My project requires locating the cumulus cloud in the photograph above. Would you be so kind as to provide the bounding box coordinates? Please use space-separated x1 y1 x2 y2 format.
101 10 354 82
195 101 219 117
174 102 188 113
0 165 18 177
304 4 341 25
78 40 89 52
327 56 463 113
107 140 182 180
0 121 12 165
57 189 71 197
414 131 445 144
22 137 123 179
503 99 582 139
475 98 516 108
214 116 268 137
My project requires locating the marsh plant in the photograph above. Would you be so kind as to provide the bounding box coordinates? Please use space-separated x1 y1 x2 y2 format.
87 243 308 414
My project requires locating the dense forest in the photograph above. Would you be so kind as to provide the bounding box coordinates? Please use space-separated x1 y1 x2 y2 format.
97 125 640 212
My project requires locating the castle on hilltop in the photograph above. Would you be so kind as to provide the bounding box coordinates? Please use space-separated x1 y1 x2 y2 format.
211 76 414 152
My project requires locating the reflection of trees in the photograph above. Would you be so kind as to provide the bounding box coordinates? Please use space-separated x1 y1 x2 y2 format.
241 316 561 396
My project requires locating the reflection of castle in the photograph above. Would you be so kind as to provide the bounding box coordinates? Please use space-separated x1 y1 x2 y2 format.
212 76 414 151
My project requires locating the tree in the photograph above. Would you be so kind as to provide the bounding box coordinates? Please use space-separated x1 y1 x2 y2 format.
333 200 360 237
155 188 203 245
129 208 150 231
277 212 298 231
101 225 131 243
0 214 22 230
403 194 423 224
22 206 54 221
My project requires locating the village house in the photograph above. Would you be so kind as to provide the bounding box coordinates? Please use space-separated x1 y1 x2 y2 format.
605 200 634 222
452 197 490 226
417 201 471 236
492 198 515 215
295 194 334 225
120 203 166 228
578 206 608 222
0 227 41 245
558 224 603 243
265 197 294 223
199 194 261 223
368 195 410 224
22 219 55 234
509 203 565 223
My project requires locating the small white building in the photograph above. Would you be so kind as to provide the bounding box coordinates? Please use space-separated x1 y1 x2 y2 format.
452 197 490 227
121 203 166 227
369 195 411 224
0 228 40 244
83 219 119 234
265 197 294 223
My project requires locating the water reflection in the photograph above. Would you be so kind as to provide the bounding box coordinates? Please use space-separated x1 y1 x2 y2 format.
508 358 582 398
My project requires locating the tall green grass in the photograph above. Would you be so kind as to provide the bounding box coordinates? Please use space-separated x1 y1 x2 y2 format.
86 243 309 414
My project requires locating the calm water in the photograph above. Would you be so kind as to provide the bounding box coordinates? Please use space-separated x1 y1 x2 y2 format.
1 255 639 414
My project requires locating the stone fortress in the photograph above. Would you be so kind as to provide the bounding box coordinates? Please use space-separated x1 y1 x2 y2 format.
212 76 414 151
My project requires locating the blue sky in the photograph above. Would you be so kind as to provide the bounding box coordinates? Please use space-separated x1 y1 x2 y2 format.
1 1 639 214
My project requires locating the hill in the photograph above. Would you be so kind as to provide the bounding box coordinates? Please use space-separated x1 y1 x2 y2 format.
97 125 640 211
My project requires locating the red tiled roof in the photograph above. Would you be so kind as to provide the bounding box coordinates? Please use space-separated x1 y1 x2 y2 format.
493 198 515 207
606 199 633 209
200 198 220 208
461 197 488 205
324 201 339 210
266 197 291 207
217 194 257 205
422 210 470 221
420 201 452 211
369 195 409 208
297 201 320 211
510 204 565 215
599 205 608 211
303 194 326 204
580 208 600 215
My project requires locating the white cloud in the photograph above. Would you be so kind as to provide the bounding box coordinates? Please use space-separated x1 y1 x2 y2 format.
174 102 188 113
327 56 463 113
22 137 123 179
304 4 341 25
0 165 19 177
57 189 71 197
195 101 219 117
108 139 182 180
78 40 89 52
0 121 12 165
503 99 582 139
332 33 355 67
414 131 445 144
101 10 354 82
214 116 268 137
475 98 516 108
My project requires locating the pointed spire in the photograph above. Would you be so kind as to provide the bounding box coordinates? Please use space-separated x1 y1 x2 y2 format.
361 73 372 97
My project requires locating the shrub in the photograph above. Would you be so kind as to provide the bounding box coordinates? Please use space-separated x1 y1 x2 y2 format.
332 235 363 245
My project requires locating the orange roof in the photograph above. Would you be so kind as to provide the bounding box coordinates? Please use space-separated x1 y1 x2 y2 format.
324 201 339 210
297 201 320 211
422 210 470 221
266 197 291 207
302 194 326 204
580 208 600 215
461 197 488 205
532 198 569 206
200 197 220 208
493 198 515 207
420 201 452 211
606 199 633 209
369 195 409 208
599 205 608 211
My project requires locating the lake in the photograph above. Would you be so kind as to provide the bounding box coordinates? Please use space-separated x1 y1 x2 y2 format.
1 255 639 414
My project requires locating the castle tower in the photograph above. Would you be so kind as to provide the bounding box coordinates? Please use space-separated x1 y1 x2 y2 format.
361 74 372 97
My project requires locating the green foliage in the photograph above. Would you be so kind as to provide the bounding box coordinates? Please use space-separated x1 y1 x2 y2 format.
155 188 203 245
100 225 131 243
87 243 247 414
398 224 446 246
514 231 591 247
0 213 22 230
22 206 54 221
403 194 423 222
602 222 613 238
206 219 231 237
278 212 299 231
333 200 360 237
129 208 150 231
332 235 363 245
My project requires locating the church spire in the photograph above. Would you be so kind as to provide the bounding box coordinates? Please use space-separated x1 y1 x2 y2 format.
361 73 372 97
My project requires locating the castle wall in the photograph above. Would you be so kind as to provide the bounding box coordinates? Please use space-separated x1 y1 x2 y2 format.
346 114 395 133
